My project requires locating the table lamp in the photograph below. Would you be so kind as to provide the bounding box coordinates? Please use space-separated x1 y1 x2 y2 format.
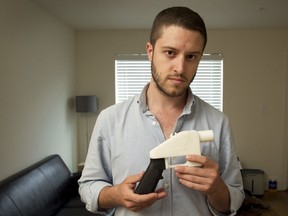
75 95 97 151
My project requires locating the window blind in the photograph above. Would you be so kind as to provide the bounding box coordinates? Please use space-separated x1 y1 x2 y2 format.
115 54 223 111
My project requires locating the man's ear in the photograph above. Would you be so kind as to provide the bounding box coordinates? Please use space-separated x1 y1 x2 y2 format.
146 42 153 61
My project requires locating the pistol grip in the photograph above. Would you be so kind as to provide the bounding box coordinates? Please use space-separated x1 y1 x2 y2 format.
134 159 165 194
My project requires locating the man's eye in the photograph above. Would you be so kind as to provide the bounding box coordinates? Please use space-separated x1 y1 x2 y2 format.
166 50 175 56
187 54 196 60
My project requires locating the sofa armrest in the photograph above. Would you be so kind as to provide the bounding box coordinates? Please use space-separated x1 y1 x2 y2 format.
68 171 82 197
71 171 82 180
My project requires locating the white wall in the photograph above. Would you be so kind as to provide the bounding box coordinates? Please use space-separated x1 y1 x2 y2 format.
208 30 288 190
76 29 288 190
0 0 77 180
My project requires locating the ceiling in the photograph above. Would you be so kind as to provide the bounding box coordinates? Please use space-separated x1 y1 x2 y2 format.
30 0 288 30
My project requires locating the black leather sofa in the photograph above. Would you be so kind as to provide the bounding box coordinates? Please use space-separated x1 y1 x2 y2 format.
0 154 97 216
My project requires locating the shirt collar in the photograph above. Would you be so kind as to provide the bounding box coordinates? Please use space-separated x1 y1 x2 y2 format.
137 83 195 114
183 88 195 115
137 83 149 113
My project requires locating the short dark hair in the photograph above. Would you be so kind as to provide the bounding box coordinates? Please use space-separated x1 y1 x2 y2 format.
150 7 207 51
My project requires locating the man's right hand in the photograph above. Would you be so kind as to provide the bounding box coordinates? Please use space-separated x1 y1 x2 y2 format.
98 172 166 212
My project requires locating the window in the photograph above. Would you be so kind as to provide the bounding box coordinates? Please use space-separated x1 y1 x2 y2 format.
115 53 223 111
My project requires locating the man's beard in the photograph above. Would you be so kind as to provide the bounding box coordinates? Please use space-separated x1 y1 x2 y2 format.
151 61 194 97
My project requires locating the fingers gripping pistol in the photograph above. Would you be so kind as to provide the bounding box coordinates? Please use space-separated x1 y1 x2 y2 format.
134 130 214 194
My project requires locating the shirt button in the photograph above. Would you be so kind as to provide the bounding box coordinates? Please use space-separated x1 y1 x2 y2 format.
152 121 158 126
164 183 169 189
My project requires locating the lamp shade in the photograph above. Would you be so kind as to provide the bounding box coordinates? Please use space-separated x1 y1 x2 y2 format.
75 95 97 113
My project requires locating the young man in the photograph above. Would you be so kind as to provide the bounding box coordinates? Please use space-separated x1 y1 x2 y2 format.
79 6 244 215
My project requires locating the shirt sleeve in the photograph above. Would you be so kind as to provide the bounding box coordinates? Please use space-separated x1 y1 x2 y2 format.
208 184 244 216
78 110 115 214
209 116 245 215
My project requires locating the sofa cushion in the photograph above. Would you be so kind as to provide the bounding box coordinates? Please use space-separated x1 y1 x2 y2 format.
38 155 72 205
0 155 73 216
0 193 22 215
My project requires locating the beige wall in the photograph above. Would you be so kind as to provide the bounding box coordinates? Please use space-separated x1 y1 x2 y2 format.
0 0 77 180
76 29 288 190
208 30 288 190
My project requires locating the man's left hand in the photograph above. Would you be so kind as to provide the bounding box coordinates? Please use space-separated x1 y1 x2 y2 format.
174 155 230 213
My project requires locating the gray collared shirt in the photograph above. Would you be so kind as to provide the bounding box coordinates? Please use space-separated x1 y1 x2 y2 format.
78 84 244 216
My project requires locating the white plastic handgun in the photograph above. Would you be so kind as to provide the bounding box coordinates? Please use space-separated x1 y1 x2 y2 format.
134 130 214 194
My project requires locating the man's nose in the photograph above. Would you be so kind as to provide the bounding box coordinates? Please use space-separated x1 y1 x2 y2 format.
173 56 185 74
